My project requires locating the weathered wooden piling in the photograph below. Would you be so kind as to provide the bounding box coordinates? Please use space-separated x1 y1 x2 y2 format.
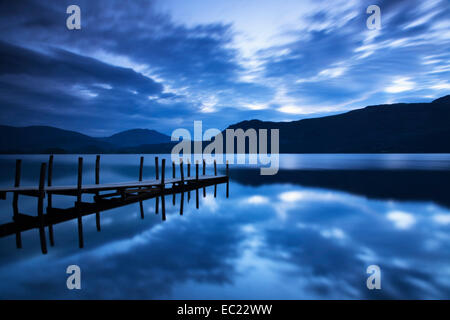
196 160 199 209
155 156 159 180
47 155 55 246
38 163 47 254
196 161 199 180
214 160 217 198
226 160 229 198
139 156 144 182
139 156 144 219
180 159 184 215
187 160 191 202
13 159 22 249
172 161 176 178
161 158 166 221
155 156 159 214
203 159 206 198
172 161 176 205
180 159 185 182
77 157 84 248
95 155 101 230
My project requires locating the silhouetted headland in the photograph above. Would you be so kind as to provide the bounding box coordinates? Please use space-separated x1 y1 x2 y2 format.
0 95 449 153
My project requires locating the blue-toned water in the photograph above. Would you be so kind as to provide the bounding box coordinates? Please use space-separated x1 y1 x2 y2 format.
0 154 449 299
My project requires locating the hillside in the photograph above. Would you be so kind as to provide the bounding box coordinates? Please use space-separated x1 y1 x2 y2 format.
0 126 171 153
226 95 450 153
1 95 449 154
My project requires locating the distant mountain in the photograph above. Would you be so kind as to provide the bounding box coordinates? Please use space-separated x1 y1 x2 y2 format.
100 129 171 148
0 125 105 153
225 95 450 153
0 126 171 153
0 95 449 154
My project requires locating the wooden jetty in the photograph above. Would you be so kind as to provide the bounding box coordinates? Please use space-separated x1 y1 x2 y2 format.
0 156 229 254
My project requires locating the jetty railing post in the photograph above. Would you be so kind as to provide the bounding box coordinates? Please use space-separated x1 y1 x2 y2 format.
196 161 199 209
180 159 184 215
47 155 55 246
161 159 166 221
77 157 84 248
214 160 217 198
172 161 176 205
172 161 176 178
196 161 199 180
155 156 159 180
187 160 191 202
139 156 144 182
155 157 159 214
38 163 48 254
95 155 101 230
202 159 206 198
180 159 185 183
139 156 144 219
226 160 229 198
13 159 22 248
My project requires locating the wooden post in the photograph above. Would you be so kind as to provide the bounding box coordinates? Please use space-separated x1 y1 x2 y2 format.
77 157 84 248
96 155 100 184
139 156 144 219
179 159 184 215
187 161 191 202
214 160 217 198
38 163 47 254
172 161 176 205
203 159 206 198
13 159 22 248
161 190 166 221
226 160 229 198
196 161 199 181
196 160 199 209
155 157 159 214
226 160 229 177
95 155 101 230
187 161 191 177
161 159 165 185
172 161 176 178
180 159 184 182
47 155 55 246
161 159 166 221
139 156 144 182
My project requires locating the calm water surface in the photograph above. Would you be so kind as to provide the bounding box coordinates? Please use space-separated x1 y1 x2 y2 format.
0 154 449 299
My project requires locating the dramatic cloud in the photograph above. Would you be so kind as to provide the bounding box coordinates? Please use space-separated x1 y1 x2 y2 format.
0 0 448 134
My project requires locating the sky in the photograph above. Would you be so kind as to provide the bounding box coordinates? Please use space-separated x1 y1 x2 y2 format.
0 0 449 136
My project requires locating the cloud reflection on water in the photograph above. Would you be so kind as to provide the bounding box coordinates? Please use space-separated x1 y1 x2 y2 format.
0 155 449 299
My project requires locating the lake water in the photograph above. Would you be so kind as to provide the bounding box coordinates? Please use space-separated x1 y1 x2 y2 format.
0 154 449 299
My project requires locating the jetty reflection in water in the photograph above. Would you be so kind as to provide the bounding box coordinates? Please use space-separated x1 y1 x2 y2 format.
0 154 449 299
0 155 229 254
